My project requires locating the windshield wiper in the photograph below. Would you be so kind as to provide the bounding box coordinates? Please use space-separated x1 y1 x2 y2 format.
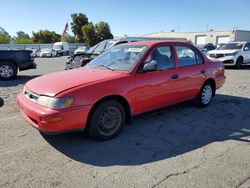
95 64 114 71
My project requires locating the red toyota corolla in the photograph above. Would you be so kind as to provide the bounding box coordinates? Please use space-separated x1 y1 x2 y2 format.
16 41 226 140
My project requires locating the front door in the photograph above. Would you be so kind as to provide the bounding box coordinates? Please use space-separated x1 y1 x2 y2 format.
135 45 179 114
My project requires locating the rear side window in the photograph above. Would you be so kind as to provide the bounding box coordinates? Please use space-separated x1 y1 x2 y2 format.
176 46 203 67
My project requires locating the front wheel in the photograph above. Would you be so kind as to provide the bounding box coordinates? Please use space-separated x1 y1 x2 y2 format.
235 57 243 69
87 100 125 140
195 82 213 107
0 61 17 80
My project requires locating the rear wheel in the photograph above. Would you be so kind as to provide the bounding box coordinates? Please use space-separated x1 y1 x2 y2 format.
0 61 17 80
87 100 125 140
195 82 213 107
235 57 243 69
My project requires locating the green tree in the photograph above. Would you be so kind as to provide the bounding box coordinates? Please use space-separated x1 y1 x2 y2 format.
81 23 97 46
0 26 11 44
95 21 113 42
0 34 11 44
16 31 30 40
14 31 33 44
32 30 61 43
71 13 89 42
61 34 75 43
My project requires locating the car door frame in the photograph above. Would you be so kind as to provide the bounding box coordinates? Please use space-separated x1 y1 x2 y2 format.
133 44 180 114
173 44 207 100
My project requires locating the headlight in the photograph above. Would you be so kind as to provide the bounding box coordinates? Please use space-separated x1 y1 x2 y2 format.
22 86 26 94
225 52 237 56
37 96 75 109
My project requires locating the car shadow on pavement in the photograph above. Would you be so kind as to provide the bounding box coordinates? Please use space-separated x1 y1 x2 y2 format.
226 65 250 70
42 94 250 166
0 75 41 87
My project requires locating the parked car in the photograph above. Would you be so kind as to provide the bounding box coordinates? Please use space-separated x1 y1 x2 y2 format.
207 41 250 68
53 42 69 56
0 50 36 80
74 46 88 55
30 49 40 57
40 48 57 57
201 43 216 54
16 41 225 140
65 37 178 70
196 43 216 54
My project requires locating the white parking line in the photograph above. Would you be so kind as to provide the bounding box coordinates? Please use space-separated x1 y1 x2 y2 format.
0 115 21 122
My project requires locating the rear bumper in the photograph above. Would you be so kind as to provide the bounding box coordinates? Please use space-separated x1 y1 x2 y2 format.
215 75 226 89
19 62 37 71
16 93 92 133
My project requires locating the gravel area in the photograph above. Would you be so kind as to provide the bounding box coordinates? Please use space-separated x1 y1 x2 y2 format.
0 57 250 188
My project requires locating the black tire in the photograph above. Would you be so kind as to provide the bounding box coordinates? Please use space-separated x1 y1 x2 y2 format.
0 61 17 80
195 82 213 107
235 57 243 69
87 100 125 141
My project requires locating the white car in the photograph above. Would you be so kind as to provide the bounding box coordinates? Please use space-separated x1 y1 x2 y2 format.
207 41 250 68
40 48 57 57
74 46 88 55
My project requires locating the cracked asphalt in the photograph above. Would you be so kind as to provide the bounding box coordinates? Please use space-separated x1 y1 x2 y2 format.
0 57 250 188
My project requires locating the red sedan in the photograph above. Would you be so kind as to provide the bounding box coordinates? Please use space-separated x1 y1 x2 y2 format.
16 41 226 140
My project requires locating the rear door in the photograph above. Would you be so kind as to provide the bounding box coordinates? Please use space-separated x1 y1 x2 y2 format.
173 45 206 100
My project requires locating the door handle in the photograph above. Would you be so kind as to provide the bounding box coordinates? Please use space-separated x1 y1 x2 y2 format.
200 70 206 74
171 74 179 79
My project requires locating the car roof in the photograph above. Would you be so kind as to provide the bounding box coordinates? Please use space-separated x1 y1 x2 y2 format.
120 40 192 47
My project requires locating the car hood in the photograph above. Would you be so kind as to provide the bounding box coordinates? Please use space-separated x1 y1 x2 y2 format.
26 68 125 96
207 49 239 54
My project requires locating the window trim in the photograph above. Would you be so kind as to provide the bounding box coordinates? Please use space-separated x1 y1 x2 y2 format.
174 44 205 68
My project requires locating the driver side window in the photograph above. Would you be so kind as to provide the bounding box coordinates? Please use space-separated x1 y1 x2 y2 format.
145 46 175 71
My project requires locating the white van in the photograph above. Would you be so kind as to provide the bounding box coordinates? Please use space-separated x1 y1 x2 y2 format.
53 42 69 56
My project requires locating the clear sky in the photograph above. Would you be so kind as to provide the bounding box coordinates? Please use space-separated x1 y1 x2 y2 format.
1 0 250 37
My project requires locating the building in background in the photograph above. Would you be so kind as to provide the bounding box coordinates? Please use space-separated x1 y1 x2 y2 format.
142 30 250 45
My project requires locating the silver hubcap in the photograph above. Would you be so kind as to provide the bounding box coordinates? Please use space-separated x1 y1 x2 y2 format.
202 85 212 105
0 65 13 78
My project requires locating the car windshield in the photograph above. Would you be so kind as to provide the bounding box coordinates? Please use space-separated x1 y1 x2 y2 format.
54 45 62 50
217 43 243 50
41 48 51 52
78 47 86 50
86 45 148 72
87 43 99 54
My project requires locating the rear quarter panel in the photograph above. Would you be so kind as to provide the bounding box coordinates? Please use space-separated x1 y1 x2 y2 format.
204 57 226 89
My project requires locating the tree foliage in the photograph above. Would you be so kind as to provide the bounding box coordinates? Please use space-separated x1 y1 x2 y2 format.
61 34 75 43
81 23 97 46
0 34 11 44
14 31 33 44
0 26 11 44
16 31 30 40
70 13 89 42
32 30 61 43
95 21 113 41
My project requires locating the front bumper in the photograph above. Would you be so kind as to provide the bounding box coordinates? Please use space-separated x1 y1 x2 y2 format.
16 93 92 133
208 56 236 66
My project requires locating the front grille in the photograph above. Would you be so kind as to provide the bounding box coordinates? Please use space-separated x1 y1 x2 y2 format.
209 54 224 59
24 89 39 103
223 60 234 64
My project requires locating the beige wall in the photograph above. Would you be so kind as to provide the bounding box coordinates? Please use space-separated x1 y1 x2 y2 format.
141 30 250 45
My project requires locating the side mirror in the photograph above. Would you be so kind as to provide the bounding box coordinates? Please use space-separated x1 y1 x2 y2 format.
143 60 157 72
244 47 249 51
